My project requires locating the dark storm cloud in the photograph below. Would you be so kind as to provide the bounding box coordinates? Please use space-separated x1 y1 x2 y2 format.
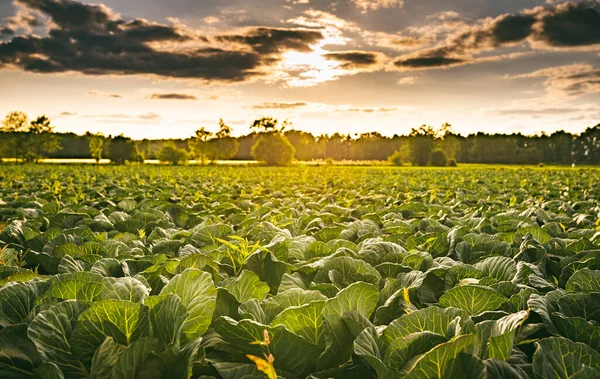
0 26 13 36
216 27 322 54
394 1 600 70
0 0 324 82
395 56 466 68
323 51 381 68
488 14 537 45
149 93 199 100
536 1 600 47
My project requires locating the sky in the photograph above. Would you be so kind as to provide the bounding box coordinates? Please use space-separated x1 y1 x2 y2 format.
0 0 598 139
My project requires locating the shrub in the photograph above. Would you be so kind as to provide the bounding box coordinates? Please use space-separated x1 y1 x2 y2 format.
430 149 448 167
157 142 189 165
251 133 295 166
448 158 458 167
388 150 404 166
108 135 142 164
206 138 239 163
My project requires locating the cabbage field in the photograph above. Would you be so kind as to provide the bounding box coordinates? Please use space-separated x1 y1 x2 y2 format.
1 165 600 379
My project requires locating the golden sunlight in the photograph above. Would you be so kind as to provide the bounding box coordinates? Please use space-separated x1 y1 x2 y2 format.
280 46 346 86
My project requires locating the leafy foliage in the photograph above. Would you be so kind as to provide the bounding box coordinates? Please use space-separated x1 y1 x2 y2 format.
252 133 296 166
157 142 189 165
0 165 599 378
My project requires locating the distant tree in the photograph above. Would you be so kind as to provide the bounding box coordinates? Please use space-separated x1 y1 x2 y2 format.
285 130 322 161
250 117 280 133
108 135 142 164
0 112 59 163
189 127 213 164
250 117 295 165
351 132 396 161
437 122 461 160
573 124 600 165
89 133 104 163
408 125 436 166
388 144 410 166
322 132 351 161
206 119 239 162
430 149 448 166
28 115 60 163
0 111 29 162
252 133 295 165
157 141 189 165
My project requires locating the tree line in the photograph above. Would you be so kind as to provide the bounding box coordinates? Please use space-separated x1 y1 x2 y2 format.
1 111 599 165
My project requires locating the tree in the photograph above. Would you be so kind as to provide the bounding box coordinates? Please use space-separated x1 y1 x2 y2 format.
437 122 461 160
573 124 600 165
108 135 142 164
206 119 239 162
89 133 104 163
250 117 280 133
388 144 410 166
285 130 322 161
0 112 60 163
322 133 351 161
430 149 448 166
252 133 295 165
0 111 29 162
408 125 436 166
250 117 295 165
157 141 189 165
189 127 213 164
27 115 60 163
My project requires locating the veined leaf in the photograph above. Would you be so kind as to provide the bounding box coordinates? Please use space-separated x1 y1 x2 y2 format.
271 300 326 347
533 337 600 379
159 268 217 341
439 285 507 315
28 300 89 378
404 334 479 378
70 299 150 364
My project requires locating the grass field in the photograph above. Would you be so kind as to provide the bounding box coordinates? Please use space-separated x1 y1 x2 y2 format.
1 164 600 378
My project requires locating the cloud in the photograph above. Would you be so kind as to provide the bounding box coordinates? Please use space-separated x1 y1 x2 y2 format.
338 107 399 113
323 50 382 69
139 112 161 120
251 102 307 109
351 0 404 13
88 90 123 98
0 27 13 38
487 107 586 116
216 27 322 54
506 63 600 96
84 112 162 121
535 2 600 47
397 76 418 85
149 93 199 100
203 16 220 24
3 1 45 34
395 56 466 69
0 0 325 83
59 111 76 116
393 1 600 70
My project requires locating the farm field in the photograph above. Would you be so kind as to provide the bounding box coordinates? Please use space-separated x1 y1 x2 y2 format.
1 164 600 379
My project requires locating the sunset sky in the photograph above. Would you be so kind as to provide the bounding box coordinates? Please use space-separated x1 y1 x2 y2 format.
0 0 598 139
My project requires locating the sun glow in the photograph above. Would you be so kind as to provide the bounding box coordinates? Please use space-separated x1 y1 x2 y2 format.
277 21 352 87
280 45 348 87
